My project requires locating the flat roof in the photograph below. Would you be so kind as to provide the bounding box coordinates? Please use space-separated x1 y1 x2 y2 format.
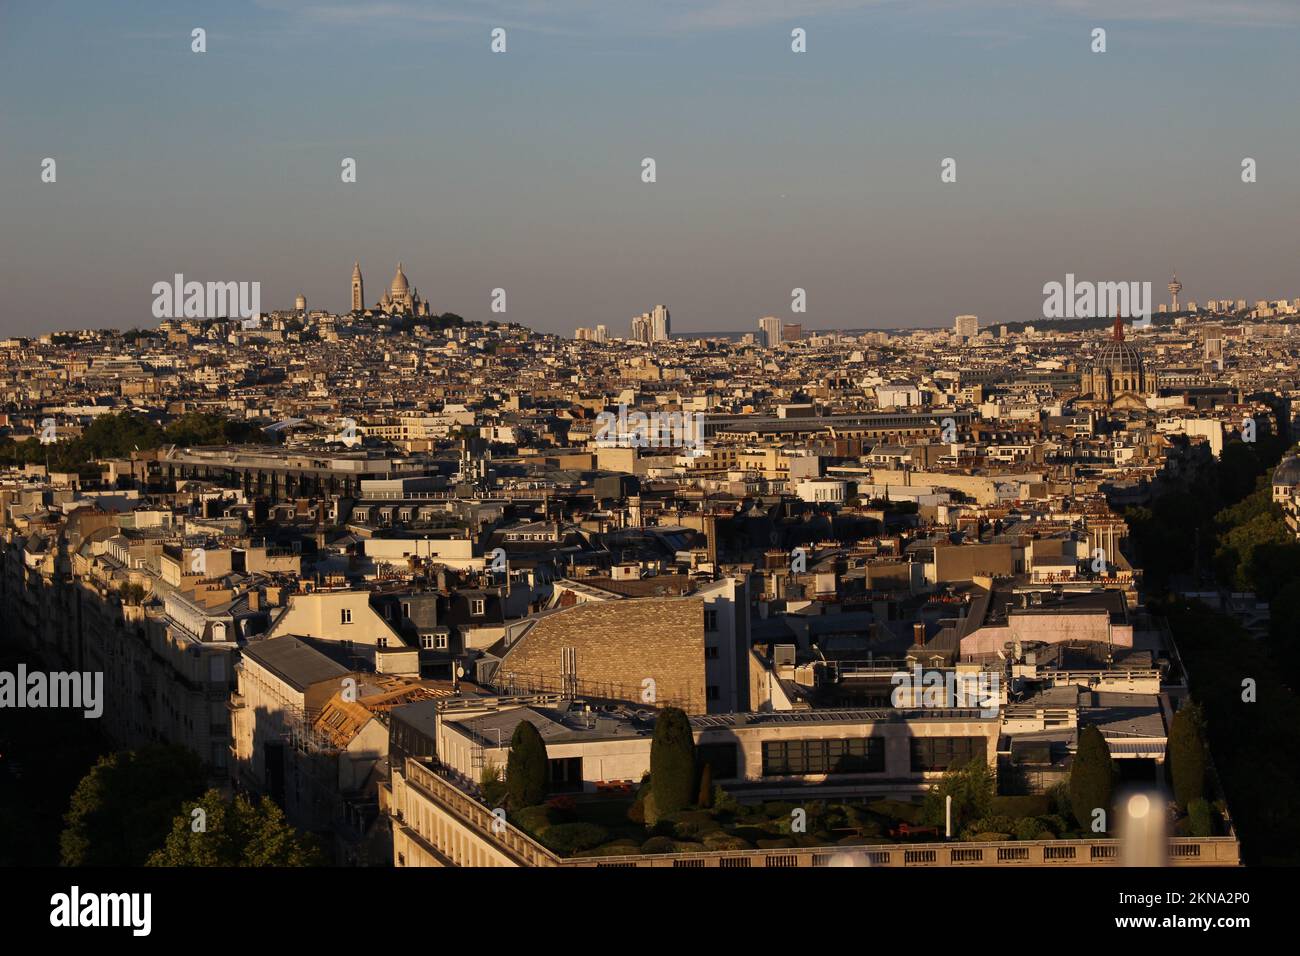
447 703 999 749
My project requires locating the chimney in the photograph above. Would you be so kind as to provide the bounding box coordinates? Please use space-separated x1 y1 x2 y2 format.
912 623 925 647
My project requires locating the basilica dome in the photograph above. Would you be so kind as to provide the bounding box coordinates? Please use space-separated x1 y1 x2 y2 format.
391 263 410 295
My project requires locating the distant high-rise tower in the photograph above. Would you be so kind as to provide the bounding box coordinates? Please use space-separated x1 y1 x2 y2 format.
954 314 979 340
1204 326 1224 371
759 316 782 348
1168 272 1182 313
650 304 671 342
351 261 364 312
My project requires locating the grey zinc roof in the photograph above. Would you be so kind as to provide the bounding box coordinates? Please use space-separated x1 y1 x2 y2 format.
242 635 350 691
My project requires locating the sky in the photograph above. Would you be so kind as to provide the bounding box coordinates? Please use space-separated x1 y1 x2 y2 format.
2 0 1300 338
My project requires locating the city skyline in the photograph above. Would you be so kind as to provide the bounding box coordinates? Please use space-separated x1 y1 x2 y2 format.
7 0 1300 928
5 0 1300 337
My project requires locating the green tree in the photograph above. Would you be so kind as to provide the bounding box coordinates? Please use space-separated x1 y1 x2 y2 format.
922 758 995 831
60 744 205 866
479 762 507 806
1164 597 1300 864
506 719 548 808
78 411 165 459
1187 798 1214 838
1168 703 1207 811
0 409 270 475
147 790 323 866
649 707 697 815
1070 725 1117 832
165 411 269 447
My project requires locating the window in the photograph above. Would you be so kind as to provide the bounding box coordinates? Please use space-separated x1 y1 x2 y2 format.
402 602 411 619
383 605 392 620
471 599 485 616
377 637 388 649
340 608 352 625
909 737 986 773
435 633 448 650
421 634 434 650
761 737 885 776
703 609 719 632
696 742 739 779
547 756 583 793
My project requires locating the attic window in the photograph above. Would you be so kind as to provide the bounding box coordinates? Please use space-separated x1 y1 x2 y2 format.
471 599 485 616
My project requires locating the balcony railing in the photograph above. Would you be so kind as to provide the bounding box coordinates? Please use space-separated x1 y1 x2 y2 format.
402 759 558 868
400 757 1241 869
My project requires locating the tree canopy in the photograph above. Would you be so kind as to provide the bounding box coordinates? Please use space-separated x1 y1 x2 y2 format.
649 707 697 815
922 757 995 831
59 744 205 866
147 789 323 866
1168 703 1207 810
506 719 549 808
0 409 271 473
1069 725 1116 832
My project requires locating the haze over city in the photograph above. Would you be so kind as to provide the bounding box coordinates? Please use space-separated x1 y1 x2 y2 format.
7 2 1300 934
4 0 1300 338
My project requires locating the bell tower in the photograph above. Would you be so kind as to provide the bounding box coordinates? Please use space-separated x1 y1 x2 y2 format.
351 261 364 312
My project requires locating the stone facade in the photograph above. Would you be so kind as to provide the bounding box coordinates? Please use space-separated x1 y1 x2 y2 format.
499 596 706 713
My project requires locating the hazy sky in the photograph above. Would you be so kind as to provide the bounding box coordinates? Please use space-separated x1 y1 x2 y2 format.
3 1 1299 338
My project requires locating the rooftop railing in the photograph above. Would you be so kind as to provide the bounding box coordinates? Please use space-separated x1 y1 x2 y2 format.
400 757 1241 869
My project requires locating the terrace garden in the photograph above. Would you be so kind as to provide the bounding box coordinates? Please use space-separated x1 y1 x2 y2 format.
481 706 1228 859
509 788 1090 858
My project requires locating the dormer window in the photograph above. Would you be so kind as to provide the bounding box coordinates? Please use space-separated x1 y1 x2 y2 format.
471 599 485 616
